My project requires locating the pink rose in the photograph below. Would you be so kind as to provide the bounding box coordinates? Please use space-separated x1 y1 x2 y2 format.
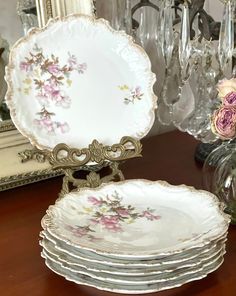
223 92 236 107
217 78 236 98
212 106 236 139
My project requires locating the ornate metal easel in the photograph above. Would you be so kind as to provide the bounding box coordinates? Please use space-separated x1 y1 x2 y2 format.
19 136 142 198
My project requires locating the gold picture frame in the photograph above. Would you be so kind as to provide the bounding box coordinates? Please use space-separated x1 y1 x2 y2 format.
36 0 94 27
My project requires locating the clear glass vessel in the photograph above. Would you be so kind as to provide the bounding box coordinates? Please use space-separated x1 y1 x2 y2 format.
203 142 236 224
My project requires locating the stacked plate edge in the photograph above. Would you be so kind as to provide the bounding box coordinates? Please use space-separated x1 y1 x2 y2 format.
39 180 230 294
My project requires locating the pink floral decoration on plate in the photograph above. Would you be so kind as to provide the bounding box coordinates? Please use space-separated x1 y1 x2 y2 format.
118 85 144 104
65 191 161 238
34 107 70 134
19 44 87 134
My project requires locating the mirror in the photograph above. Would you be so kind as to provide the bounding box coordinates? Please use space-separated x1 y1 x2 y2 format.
0 0 94 191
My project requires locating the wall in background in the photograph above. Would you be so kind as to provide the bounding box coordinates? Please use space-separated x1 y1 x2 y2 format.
0 0 23 45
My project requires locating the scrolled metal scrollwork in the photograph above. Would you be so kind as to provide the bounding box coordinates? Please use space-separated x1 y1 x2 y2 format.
57 162 125 199
16 137 142 196
48 137 142 197
49 136 142 170
18 148 49 163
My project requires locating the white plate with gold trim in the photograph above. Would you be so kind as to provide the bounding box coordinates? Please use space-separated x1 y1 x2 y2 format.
41 246 225 284
43 254 224 294
40 230 227 270
5 14 156 150
41 179 230 259
40 238 225 280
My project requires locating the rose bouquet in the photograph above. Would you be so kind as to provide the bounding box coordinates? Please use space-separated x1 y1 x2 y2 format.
212 79 236 139
207 78 236 224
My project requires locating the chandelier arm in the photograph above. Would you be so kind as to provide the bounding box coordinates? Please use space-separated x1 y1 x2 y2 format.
131 0 159 16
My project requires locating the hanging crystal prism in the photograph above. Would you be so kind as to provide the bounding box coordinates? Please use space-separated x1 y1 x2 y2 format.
137 6 159 50
218 0 234 73
163 37 182 106
192 12 200 38
157 97 173 126
160 0 174 68
174 50 218 143
179 2 191 79
172 77 196 128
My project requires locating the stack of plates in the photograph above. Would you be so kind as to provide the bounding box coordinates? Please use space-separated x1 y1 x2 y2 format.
40 180 230 294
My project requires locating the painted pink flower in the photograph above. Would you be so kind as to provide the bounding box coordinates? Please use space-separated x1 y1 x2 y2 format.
47 64 60 75
133 86 142 96
223 92 236 107
73 228 90 237
212 106 236 139
141 210 161 221
217 78 236 98
100 215 122 232
88 196 103 206
54 94 71 108
116 209 130 217
66 225 90 237
20 61 32 72
34 118 54 132
37 93 50 106
78 63 87 74
43 84 59 97
51 89 61 97
59 122 70 133
68 54 77 69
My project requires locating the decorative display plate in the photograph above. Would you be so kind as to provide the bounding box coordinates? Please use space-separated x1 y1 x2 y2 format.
42 254 224 294
42 247 225 285
40 230 227 268
5 15 156 150
41 179 230 258
40 240 225 283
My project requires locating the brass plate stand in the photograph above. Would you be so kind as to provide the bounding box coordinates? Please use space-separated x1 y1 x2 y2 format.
20 136 142 198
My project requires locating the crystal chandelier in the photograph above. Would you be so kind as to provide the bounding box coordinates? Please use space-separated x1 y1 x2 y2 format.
96 0 235 142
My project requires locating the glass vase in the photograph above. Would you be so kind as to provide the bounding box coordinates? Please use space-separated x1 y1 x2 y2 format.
203 142 236 224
